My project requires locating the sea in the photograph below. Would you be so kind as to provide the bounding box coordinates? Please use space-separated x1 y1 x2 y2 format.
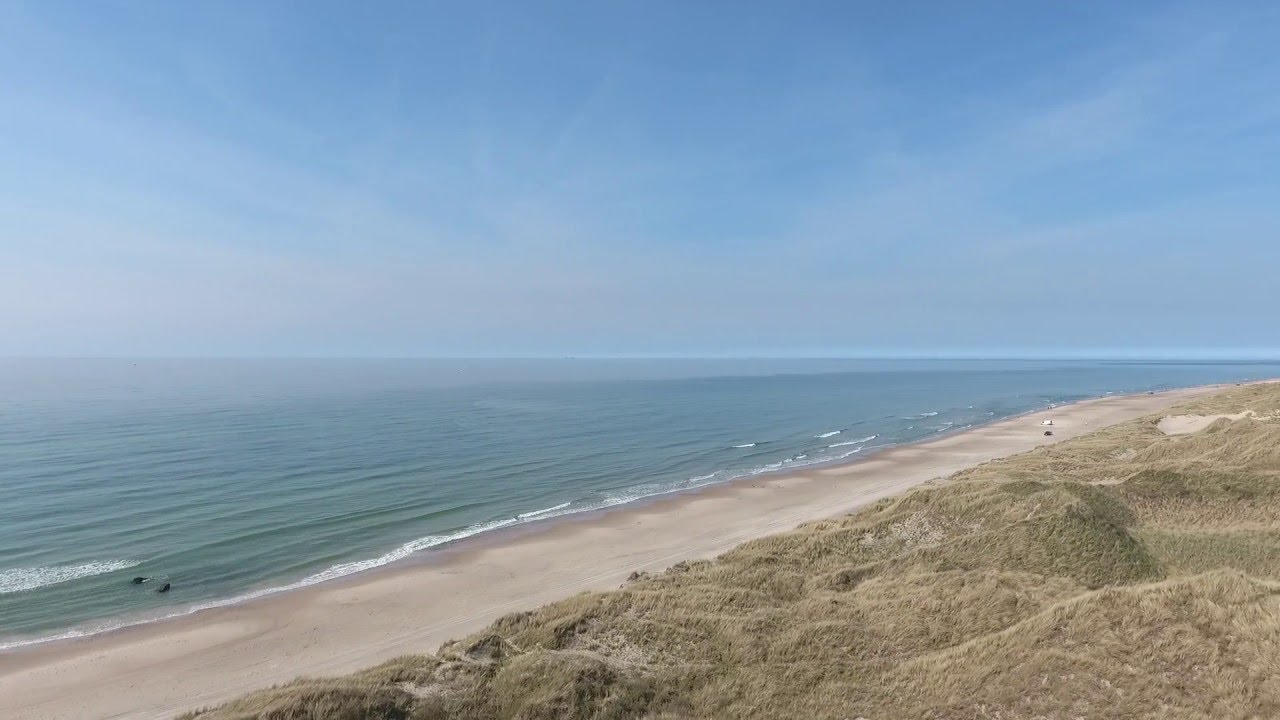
1 357 1275 649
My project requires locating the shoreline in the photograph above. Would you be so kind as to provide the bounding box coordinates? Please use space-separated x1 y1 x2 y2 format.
0 390 1057 652
0 386 1121 653
0 381 1251 719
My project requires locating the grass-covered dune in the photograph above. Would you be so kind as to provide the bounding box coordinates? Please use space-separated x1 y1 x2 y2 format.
184 383 1280 719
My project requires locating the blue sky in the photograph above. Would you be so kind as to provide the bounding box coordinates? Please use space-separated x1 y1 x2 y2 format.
2 1 1278 358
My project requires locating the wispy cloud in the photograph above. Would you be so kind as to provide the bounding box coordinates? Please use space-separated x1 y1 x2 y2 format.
1 2 1278 356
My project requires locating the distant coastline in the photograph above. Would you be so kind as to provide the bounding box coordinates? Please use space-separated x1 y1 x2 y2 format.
0 381 1214 653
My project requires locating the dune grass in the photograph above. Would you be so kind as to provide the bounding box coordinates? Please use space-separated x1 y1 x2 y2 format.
182 383 1280 719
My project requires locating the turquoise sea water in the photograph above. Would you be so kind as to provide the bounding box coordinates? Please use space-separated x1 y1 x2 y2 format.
1 358 1275 648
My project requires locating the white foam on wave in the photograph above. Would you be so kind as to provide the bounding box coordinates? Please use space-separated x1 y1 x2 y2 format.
587 468 737 515
815 430 842 439
832 445 866 459
829 434 877 448
5 460 770 652
3 500 604 650
1 408 1006 651
517 502 572 520
300 518 521 587
0 513 546 651
0 624 112 651
0 560 140 595
741 440 883 477
1 426 921 652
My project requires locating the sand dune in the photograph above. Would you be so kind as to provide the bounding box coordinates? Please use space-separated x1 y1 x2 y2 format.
1157 411 1255 434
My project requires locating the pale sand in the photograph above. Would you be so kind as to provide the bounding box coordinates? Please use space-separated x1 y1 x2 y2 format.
1158 411 1255 435
0 384 1232 720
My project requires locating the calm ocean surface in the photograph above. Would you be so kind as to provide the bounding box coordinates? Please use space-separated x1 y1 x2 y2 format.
1 358 1275 648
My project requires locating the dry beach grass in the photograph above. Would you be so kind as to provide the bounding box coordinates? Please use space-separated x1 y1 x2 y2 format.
179 382 1280 719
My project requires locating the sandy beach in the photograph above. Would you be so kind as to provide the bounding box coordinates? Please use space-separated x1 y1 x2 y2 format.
0 383 1232 719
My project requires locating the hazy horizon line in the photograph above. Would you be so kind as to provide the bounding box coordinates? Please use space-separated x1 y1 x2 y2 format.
5 353 1280 362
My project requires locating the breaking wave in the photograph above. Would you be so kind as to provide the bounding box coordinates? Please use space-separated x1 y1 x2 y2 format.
517 502 572 520
0 561 140 596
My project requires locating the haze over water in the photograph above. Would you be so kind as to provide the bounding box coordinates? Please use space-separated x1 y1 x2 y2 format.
1 358 1274 647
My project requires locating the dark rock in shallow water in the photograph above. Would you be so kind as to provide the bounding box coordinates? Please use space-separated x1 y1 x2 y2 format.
157 583 171 593
131 577 150 584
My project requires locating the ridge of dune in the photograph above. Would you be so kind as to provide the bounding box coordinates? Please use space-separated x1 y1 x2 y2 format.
1157 411 1256 435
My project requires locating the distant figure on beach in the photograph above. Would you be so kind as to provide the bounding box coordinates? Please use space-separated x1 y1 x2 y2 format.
157 583 171 593
1044 430 1053 436
131 577 150 584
